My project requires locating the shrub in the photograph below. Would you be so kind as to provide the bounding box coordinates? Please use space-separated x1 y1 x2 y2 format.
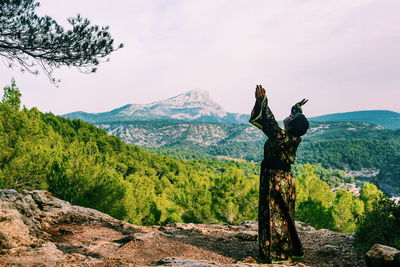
355 196 400 252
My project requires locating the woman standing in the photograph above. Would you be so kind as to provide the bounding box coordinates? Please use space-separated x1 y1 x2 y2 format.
249 85 309 263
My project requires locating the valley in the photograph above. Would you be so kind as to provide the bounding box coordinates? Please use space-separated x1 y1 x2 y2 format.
61 89 400 197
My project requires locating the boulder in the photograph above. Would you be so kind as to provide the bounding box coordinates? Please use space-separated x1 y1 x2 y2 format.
365 244 400 267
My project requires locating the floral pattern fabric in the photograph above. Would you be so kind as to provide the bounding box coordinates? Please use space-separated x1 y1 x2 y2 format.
249 96 304 261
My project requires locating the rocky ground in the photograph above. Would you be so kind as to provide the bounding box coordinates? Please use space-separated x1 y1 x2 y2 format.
0 190 366 266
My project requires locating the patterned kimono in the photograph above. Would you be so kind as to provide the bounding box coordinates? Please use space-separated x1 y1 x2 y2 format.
249 96 304 261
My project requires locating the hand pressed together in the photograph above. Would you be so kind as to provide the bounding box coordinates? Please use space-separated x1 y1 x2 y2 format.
255 85 266 100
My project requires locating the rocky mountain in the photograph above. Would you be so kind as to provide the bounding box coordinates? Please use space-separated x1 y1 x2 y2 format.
98 120 262 148
0 189 368 266
310 110 400 130
62 89 249 124
62 89 400 129
98 120 388 149
96 120 391 160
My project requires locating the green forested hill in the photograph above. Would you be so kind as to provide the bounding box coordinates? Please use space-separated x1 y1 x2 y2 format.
298 122 400 170
95 119 400 195
310 110 400 130
97 120 400 168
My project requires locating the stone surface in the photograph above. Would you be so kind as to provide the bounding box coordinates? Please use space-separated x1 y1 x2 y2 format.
295 221 316 232
233 231 258 241
156 257 219 266
365 244 400 267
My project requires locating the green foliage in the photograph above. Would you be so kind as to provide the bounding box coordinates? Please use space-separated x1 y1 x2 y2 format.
0 86 55 189
310 164 352 187
294 164 334 208
293 165 375 234
331 190 364 233
375 155 400 195
355 196 400 252
210 167 258 223
0 0 123 82
145 147 214 161
106 120 400 196
293 164 335 229
296 199 334 230
1 79 21 110
359 183 383 212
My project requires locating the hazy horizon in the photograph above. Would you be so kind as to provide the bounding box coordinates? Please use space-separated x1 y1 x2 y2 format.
1 0 399 120
61 88 400 119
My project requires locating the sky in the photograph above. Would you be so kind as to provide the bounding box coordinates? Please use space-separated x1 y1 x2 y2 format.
0 0 399 120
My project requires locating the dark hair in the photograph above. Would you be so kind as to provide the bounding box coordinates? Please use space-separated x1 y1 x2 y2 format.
287 113 309 137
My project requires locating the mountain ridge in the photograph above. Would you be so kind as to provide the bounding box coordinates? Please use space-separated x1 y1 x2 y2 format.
310 110 400 130
63 90 400 129
63 89 249 124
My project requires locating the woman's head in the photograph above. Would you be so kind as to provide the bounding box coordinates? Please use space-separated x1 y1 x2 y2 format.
284 113 309 137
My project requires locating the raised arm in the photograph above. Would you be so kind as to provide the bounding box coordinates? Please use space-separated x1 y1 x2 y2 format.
291 99 308 115
249 85 284 140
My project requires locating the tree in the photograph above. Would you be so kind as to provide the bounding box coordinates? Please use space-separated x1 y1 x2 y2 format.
356 197 400 252
359 183 383 212
1 79 21 110
296 199 334 230
0 0 123 83
332 190 364 233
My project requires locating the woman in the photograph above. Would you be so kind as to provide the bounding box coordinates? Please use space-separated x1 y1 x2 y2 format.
249 85 309 263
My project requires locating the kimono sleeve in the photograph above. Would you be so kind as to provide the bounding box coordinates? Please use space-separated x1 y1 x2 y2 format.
249 96 285 140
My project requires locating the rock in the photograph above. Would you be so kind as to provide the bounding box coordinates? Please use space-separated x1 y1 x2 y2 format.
237 256 258 263
0 189 142 265
1 241 103 266
239 221 316 232
239 221 258 230
317 244 339 256
132 232 155 242
0 190 140 234
0 190 363 267
365 244 400 267
0 231 14 249
168 222 196 231
156 257 218 266
59 227 74 235
295 221 316 232
233 231 258 241
0 191 42 248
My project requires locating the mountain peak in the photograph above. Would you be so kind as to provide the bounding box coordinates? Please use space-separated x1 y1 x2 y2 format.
184 88 210 99
62 89 249 123
166 89 213 105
